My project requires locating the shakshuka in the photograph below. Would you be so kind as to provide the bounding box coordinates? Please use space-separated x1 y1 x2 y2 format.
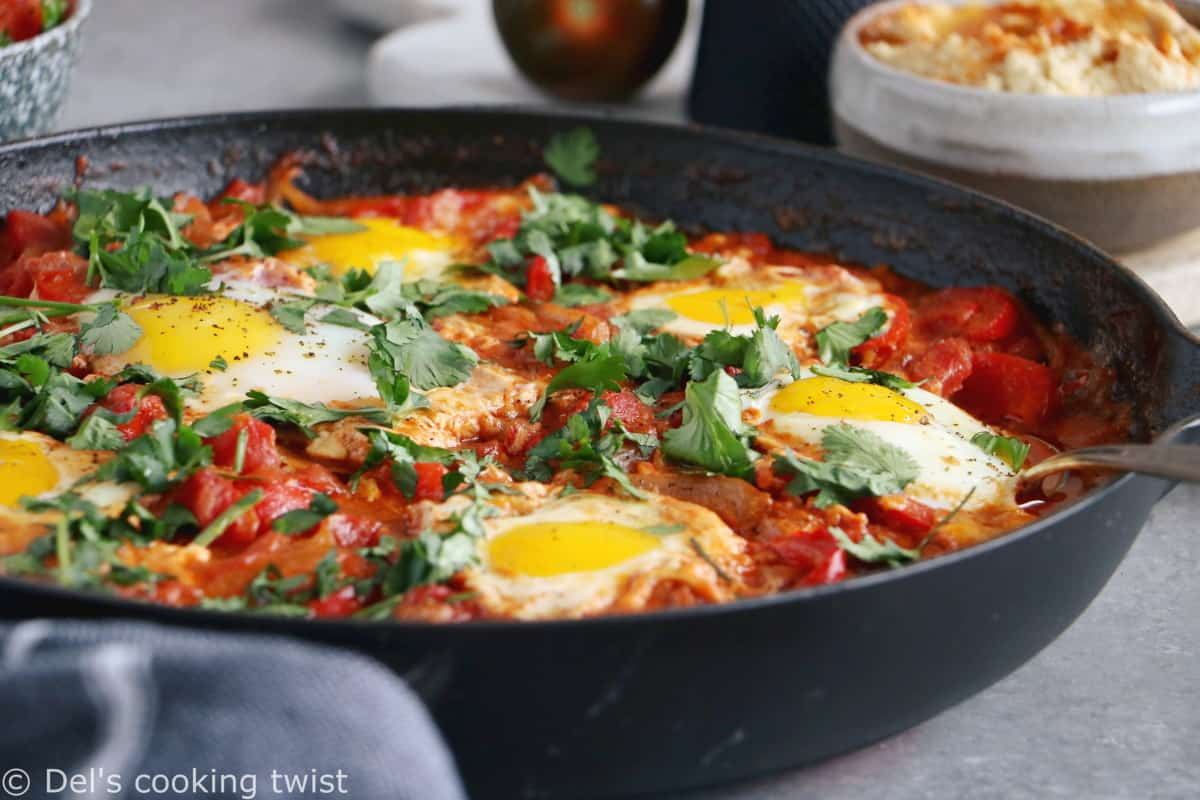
0 132 1129 621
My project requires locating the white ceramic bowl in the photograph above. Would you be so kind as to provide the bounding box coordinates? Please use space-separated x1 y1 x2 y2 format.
830 0 1200 252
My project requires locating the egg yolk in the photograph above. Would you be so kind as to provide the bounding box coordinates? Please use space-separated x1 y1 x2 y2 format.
0 439 59 506
279 218 457 276
121 295 283 375
770 376 928 423
666 282 807 325
488 521 661 577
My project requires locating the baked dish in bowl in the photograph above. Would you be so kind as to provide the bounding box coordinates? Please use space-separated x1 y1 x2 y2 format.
831 0 1200 251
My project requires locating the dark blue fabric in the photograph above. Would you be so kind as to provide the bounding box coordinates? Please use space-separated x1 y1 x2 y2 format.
0 620 465 800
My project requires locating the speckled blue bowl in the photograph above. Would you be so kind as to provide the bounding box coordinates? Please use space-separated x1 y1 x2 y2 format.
0 0 91 142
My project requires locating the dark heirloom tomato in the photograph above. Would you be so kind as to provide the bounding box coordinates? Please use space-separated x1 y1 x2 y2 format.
493 0 688 101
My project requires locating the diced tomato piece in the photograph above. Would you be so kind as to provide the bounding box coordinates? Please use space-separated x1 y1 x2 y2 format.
308 585 364 619
174 468 259 547
29 252 90 303
254 482 318 532
768 528 847 586
853 495 937 536
90 384 169 442
0 0 42 43
174 467 325 548
327 514 383 548
1 209 73 265
1 252 89 301
525 255 556 301
205 413 280 474
291 462 344 495
413 462 449 502
601 390 656 434
906 337 974 397
218 178 265 205
345 196 410 219
853 295 910 368
955 351 1058 428
917 287 1019 343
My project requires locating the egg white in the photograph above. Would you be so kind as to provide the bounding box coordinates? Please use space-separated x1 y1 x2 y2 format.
622 261 889 343
0 431 134 512
461 492 750 620
746 369 1016 510
89 279 383 414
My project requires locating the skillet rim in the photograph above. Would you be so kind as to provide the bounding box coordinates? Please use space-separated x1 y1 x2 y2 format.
0 105 1194 634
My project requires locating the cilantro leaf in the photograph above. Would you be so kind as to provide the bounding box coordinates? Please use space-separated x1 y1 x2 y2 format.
272 493 339 535
352 429 457 498
544 128 599 187
192 489 264 548
530 347 627 422
269 300 313 334
78 304 142 356
553 283 613 307
190 403 242 438
611 308 677 333
773 423 920 507
398 278 509 319
92 418 211 493
971 431 1031 471
66 413 125 451
810 362 916 391
524 396 653 499
662 370 755 479
829 526 922 568
367 319 478 393
243 391 390 434
480 188 720 289
686 309 799 388
815 307 887 366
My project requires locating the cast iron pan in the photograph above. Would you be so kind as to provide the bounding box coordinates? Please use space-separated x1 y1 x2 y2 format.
0 109 1197 800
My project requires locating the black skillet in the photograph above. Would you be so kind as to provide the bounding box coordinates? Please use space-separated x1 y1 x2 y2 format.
0 109 1197 800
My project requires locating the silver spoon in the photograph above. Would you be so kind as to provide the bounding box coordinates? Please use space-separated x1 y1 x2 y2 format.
1018 443 1200 487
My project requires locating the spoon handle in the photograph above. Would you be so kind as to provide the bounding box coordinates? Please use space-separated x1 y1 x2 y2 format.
1020 444 1200 484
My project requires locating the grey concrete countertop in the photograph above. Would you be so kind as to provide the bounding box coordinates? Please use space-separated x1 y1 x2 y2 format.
56 2 1200 798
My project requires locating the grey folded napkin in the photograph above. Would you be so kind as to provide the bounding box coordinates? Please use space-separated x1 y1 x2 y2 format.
0 619 465 800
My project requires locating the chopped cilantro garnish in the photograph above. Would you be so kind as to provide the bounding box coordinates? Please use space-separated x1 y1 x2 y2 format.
773 423 920 508
544 127 599 187
272 493 339 535
971 431 1031 471
815 307 887 366
829 527 922 568
662 370 756 479
243 391 390 435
